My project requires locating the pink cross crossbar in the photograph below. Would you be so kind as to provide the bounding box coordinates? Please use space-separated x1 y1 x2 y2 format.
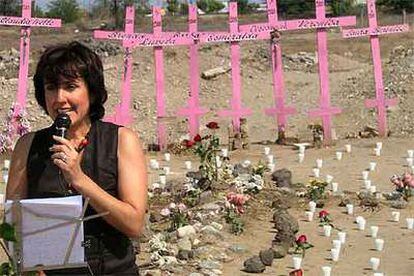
0 0 61 112
342 0 409 137
94 6 135 126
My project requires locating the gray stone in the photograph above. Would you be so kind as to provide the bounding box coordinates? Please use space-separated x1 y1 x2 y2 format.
177 225 197 238
177 249 193 260
389 200 408 209
259 249 274 266
243 255 266 273
228 244 247 254
198 260 223 270
142 269 162 276
272 230 296 248
199 190 214 204
233 163 253 176
271 168 292 188
272 209 299 234
201 203 221 212
271 244 288 259
201 225 222 237
177 237 192 251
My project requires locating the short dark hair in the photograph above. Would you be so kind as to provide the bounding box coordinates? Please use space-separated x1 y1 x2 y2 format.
33 41 107 121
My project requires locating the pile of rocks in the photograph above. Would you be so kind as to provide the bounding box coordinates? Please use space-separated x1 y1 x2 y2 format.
0 48 21 79
242 185 299 273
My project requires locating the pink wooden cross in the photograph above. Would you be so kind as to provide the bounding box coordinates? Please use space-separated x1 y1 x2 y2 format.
304 0 356 143
342 0 409 137
240 0 296 134
94 6 135 125
216 2 252 132
239 0 356 143
176 4 209 138
0 0 61 111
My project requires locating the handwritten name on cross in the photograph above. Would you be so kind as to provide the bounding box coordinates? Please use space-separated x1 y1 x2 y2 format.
342 0 409 137
176 4 208 138
216 2 252 132
94 6 135 125
0 0 61 111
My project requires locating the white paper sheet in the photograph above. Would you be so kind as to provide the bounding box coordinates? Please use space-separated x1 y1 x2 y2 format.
5 195 86 271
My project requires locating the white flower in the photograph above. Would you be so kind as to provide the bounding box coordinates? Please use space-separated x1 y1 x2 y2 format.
160 208 171 217
169 202 177 209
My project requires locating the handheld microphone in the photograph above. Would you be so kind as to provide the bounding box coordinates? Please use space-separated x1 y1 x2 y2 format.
54 113 71 139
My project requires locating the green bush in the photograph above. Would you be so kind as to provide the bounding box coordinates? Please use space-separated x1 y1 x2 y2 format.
197 0 225 14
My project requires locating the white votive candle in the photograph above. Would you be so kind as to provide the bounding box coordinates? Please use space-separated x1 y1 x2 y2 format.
374 148 381 156
164 153 171 162
309 201 317 212
321 266 332 276
264 147 270 155
370 257 380 270
267 154 274 164
369 162 377 171
184 161 192 170
326 174 333 184
376 142 383 150
305 211 314 222
374 239 384 251
330 248 339 261
406 158 414 167
316 159 323 168
407 149 414 158
298 153 305 163
406 218 414 229
292 256 302 269
312 168 320 178
336 151 343 160
221 148 228 157
159 175 166 185
331 182 338 193
332 240 341 250
357 218 366 230
338 232 346 244
364 180 372 190
345 144 351 153
370 226 379 238
163 166 170 175
362 170 369 180
370 185 377 193
323 225 332 237
391 211 400 222
346 204 354 215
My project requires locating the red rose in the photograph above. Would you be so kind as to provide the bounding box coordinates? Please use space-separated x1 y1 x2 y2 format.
206 122 219 129
296 235 307 245
183 139 195 148
194 134 202 142
319 210 329 218
289 269 303 276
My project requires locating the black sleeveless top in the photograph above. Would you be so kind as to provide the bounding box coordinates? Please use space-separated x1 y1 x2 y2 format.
27 120 138 275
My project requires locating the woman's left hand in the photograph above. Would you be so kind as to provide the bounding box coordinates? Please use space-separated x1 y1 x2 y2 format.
50 135 85 185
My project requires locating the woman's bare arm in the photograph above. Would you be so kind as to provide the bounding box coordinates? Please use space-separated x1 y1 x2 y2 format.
6 133 35 200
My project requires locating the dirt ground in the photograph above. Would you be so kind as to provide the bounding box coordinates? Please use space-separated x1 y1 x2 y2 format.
0 11 413 276
144 137 414 275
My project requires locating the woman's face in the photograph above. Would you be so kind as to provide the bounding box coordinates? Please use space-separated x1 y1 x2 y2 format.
44 76 91 127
